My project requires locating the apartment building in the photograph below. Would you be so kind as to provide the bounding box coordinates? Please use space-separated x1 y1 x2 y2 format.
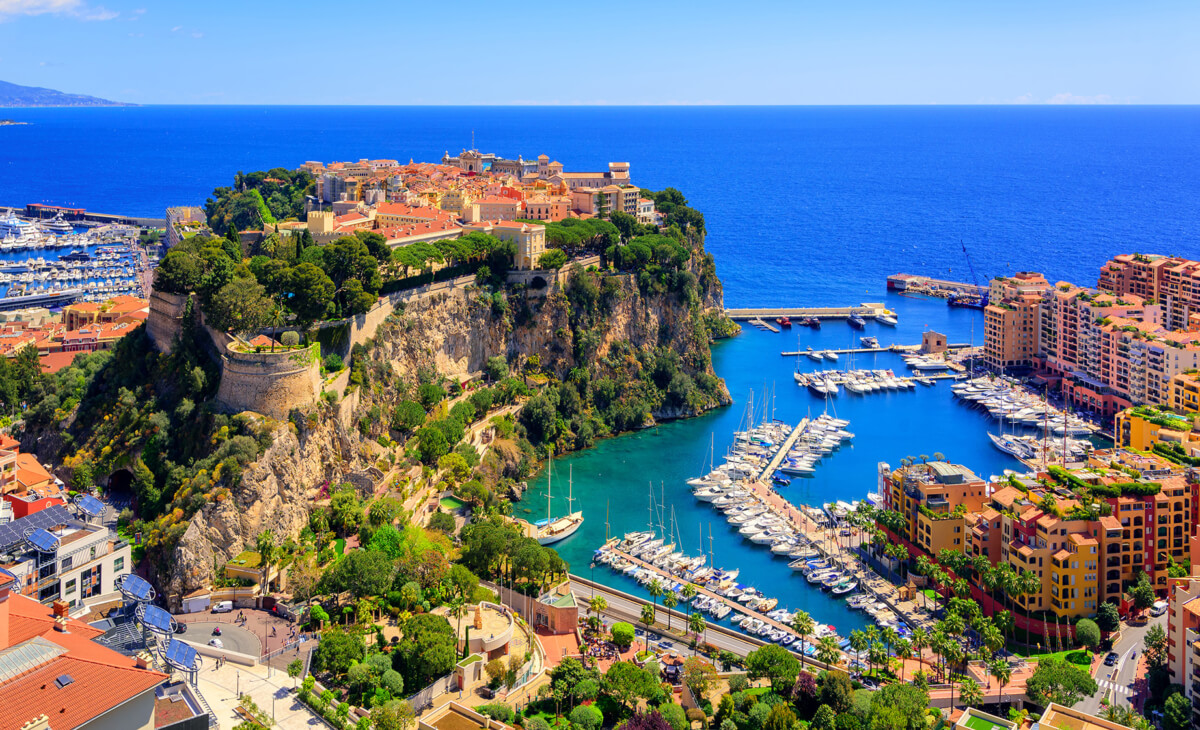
1170 372 1200 416
1167 574 1200 688
1100 253 1200 333
164 206 207 250
0 504 131 608
983 272 1050 372
461 220 546 271
881 450 1198 620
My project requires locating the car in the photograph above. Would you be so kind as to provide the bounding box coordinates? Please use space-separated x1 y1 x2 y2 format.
659 640 674 650
174 623 187 634
477 687 495 699
840 529 852 536
212 600 234 614
1104 652 1119 666
208 638 224 648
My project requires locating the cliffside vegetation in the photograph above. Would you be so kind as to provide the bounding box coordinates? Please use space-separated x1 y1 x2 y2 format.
21 304 272 565
204 168 313 234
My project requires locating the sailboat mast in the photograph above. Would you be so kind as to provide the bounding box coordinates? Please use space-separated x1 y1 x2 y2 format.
547 450 553 523
567 465 575 516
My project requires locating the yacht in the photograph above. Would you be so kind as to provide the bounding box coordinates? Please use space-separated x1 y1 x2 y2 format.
876 314 898 326
848 314 866 329
0 211 43 245
40 212 74 235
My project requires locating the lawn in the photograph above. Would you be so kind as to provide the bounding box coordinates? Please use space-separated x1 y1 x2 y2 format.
440 496 466 511
334 538 346 555
1025 649 1091 665
963 715 1009 730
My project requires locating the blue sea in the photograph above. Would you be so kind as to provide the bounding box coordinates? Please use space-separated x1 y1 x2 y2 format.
4 105 1198 635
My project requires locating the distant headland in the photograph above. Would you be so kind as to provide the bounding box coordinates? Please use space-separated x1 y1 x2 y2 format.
0 79 134 107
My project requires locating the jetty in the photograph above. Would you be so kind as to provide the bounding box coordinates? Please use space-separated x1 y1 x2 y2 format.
781 343 973 356
887 274 986 295
758 419 807 482
726 303 890 321
748 317 779 333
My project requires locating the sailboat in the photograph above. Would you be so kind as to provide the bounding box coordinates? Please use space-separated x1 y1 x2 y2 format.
526 457 585 545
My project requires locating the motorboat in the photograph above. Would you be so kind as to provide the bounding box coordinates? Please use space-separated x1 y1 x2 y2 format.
876 314 897 326
848 314 866 329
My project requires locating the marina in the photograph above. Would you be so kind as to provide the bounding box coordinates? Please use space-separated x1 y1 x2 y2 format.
725 303 894 321
527 295 1040 644
0 210 147 303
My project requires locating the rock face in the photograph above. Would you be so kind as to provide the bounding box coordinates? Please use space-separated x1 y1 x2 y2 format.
165 247 733 603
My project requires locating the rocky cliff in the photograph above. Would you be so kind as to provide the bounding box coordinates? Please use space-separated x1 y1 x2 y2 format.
166 243 733 603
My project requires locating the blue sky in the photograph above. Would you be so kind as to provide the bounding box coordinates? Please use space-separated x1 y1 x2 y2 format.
0 0 1195 105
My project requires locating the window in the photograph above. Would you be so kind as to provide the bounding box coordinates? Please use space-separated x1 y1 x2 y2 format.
60 556 72 571
65 578 76 595
113 556 124 572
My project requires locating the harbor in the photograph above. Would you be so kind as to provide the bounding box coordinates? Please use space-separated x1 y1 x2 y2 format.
525 294 1038 645
0 209 149 303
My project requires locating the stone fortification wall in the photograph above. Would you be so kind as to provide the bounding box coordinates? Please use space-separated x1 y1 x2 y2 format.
146 290 189 353
214 343 321 419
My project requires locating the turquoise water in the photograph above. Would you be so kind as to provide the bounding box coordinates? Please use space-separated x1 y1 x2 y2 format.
525 295 1026 635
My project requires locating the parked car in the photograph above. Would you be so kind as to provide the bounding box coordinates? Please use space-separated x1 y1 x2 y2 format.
208 638 223 648
1151 601 1168 617
174 623 187 634
212 601 234 614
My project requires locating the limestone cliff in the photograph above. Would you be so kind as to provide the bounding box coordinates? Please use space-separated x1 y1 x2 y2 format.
166 244 733 603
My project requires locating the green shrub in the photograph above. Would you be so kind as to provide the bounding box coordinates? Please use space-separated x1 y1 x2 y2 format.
479 704 515 723
281 330 300 347
611 622 635 649
324 354 345 372
570 704 603 730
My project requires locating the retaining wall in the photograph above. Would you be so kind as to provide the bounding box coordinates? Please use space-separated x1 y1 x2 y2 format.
215 343 322 419
147 290 189 352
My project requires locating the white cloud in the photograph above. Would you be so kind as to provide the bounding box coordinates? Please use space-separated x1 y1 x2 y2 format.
190 31 201 38
0 0 117 20
1045 92 1116 105
170 24 180 31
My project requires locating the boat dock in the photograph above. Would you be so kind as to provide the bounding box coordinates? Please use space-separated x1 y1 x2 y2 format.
758 419 808 482
887 274 987 295
602 544 820 652
749 318 779 333
781 343 973 356
726 303 891 321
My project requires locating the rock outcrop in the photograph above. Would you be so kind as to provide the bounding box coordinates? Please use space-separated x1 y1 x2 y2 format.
166 243 733 603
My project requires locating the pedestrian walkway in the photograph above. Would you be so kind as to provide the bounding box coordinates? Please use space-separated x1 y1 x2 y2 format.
196 659 321 730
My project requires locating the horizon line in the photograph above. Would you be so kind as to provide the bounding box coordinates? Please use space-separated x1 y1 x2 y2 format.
7 102 1200 109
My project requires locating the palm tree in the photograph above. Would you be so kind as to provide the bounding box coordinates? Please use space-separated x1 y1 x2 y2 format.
681 584 697 620
689 612 706 651
816 635 841 667
881 626 899 658
993 610 1014 653
849 630 867 671
910 627 929 676
267 304 286 351
919 454 930 465
449 599 467 653
648 579 664 613
254 530 279 599
895 638 913 681
792 611 815 662
662 593 678 631
933 452 946 463
989 658 1011 708
640 604 656 653
944 641 964 709
588 595 607 621
958 677 983 709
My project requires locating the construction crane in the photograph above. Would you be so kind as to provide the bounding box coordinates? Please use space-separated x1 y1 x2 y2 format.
947 239 989 309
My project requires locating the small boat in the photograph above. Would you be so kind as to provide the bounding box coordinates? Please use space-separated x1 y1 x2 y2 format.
807 349 823 362
776 316 792 328
860 336 879 348
848 314 866 329
772 471 791 486
876 314 898 326
810 317 821 329
824 350 839 361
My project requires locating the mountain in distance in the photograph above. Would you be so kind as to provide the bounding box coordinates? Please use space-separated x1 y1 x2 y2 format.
0 79 133 107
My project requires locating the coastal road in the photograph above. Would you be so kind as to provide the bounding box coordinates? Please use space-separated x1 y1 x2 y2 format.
1077 614 1165 716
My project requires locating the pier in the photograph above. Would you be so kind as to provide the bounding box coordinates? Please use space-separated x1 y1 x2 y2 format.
725 303 891 320
887 274 986 295
602 544 833 657
781 344 973 356
757 419 807 482
748 317 779 333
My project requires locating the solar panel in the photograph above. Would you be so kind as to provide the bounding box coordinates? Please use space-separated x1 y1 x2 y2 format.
139 604 173 634
26 528 59 553
164 639 198 670
0 505 72 551
118 574 153 602
76 495 105 518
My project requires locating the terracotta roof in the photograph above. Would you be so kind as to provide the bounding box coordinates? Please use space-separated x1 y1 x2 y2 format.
1069 533 1098 546
39 351 81 374
15 453 52 488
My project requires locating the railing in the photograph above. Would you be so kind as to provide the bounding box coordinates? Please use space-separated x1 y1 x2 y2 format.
189 683 219 729
407 673 454 713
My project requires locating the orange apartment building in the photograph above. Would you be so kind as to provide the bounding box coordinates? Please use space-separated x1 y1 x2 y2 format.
1100 253 1200 333
983 272 1050 372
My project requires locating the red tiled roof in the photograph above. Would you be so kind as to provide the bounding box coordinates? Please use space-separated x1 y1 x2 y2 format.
0 592 167 730
39 351 82 374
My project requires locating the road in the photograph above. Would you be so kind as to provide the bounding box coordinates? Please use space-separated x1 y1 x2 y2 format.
1077 613 1165 716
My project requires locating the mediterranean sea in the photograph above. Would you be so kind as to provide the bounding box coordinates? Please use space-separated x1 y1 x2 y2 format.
4 104 1198 635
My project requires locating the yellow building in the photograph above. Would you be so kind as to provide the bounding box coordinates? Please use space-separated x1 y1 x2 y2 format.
1049 533 1099 618
1115 405 1199 454
1169 371 1200 416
